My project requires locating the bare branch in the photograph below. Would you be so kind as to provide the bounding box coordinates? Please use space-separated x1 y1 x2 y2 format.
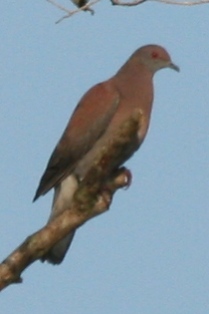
111 0 209 5
152 0 209 6
0 111 142 292
47 0 209 24
47 0 75 13
47 0 100 23
111 0 147 5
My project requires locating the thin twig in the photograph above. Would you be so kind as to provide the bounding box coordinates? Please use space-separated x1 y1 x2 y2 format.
47 0 100 23
111 0 209 5
152 0 209 5
47 0 209 24
47 0 73 13
111 0 147 5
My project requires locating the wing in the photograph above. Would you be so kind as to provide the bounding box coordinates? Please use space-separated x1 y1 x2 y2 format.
33 81 120 201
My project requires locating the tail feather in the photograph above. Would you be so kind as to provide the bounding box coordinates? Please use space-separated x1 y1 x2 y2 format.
41 174 78 264
41 231 76 264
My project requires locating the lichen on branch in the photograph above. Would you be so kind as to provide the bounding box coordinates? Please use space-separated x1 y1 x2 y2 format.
0 110 142 292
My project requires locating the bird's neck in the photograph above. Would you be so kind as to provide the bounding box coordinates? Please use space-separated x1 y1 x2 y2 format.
114 59 154 111
116 57 154 83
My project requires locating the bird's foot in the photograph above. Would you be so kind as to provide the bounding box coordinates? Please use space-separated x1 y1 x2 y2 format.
117 167 132 189
104 167 132 191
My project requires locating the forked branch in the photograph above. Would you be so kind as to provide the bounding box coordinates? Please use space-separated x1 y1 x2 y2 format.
47 0 209 23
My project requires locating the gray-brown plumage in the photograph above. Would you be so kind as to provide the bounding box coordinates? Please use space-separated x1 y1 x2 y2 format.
34 44 179 264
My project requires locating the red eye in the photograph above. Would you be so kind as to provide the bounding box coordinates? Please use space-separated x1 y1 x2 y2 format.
152 52 158 59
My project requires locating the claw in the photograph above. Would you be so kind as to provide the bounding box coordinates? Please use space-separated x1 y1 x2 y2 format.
121 167 132 189
113 167 132 189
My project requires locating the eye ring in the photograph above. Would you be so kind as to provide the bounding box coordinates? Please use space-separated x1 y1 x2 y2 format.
151 52 158 59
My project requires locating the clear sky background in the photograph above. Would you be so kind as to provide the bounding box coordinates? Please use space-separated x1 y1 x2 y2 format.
1 1 209 313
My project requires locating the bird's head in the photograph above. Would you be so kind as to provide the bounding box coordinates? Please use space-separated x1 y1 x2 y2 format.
134 44 180 74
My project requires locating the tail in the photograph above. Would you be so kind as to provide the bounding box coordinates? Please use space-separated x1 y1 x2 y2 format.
41 175 78 264
41 231 76 264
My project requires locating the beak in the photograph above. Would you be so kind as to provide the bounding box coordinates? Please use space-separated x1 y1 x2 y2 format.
169 62 180 72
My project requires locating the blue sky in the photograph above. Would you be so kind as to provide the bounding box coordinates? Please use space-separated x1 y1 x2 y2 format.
1 1 209 313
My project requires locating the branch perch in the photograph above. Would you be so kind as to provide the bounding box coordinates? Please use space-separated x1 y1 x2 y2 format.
0 110 142 292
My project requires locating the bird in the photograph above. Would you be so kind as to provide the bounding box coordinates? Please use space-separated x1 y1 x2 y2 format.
33 44 179 264
71 0 94 14
71 0 88 7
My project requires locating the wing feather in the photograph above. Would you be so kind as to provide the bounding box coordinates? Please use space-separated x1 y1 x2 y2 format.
33 82 120 201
